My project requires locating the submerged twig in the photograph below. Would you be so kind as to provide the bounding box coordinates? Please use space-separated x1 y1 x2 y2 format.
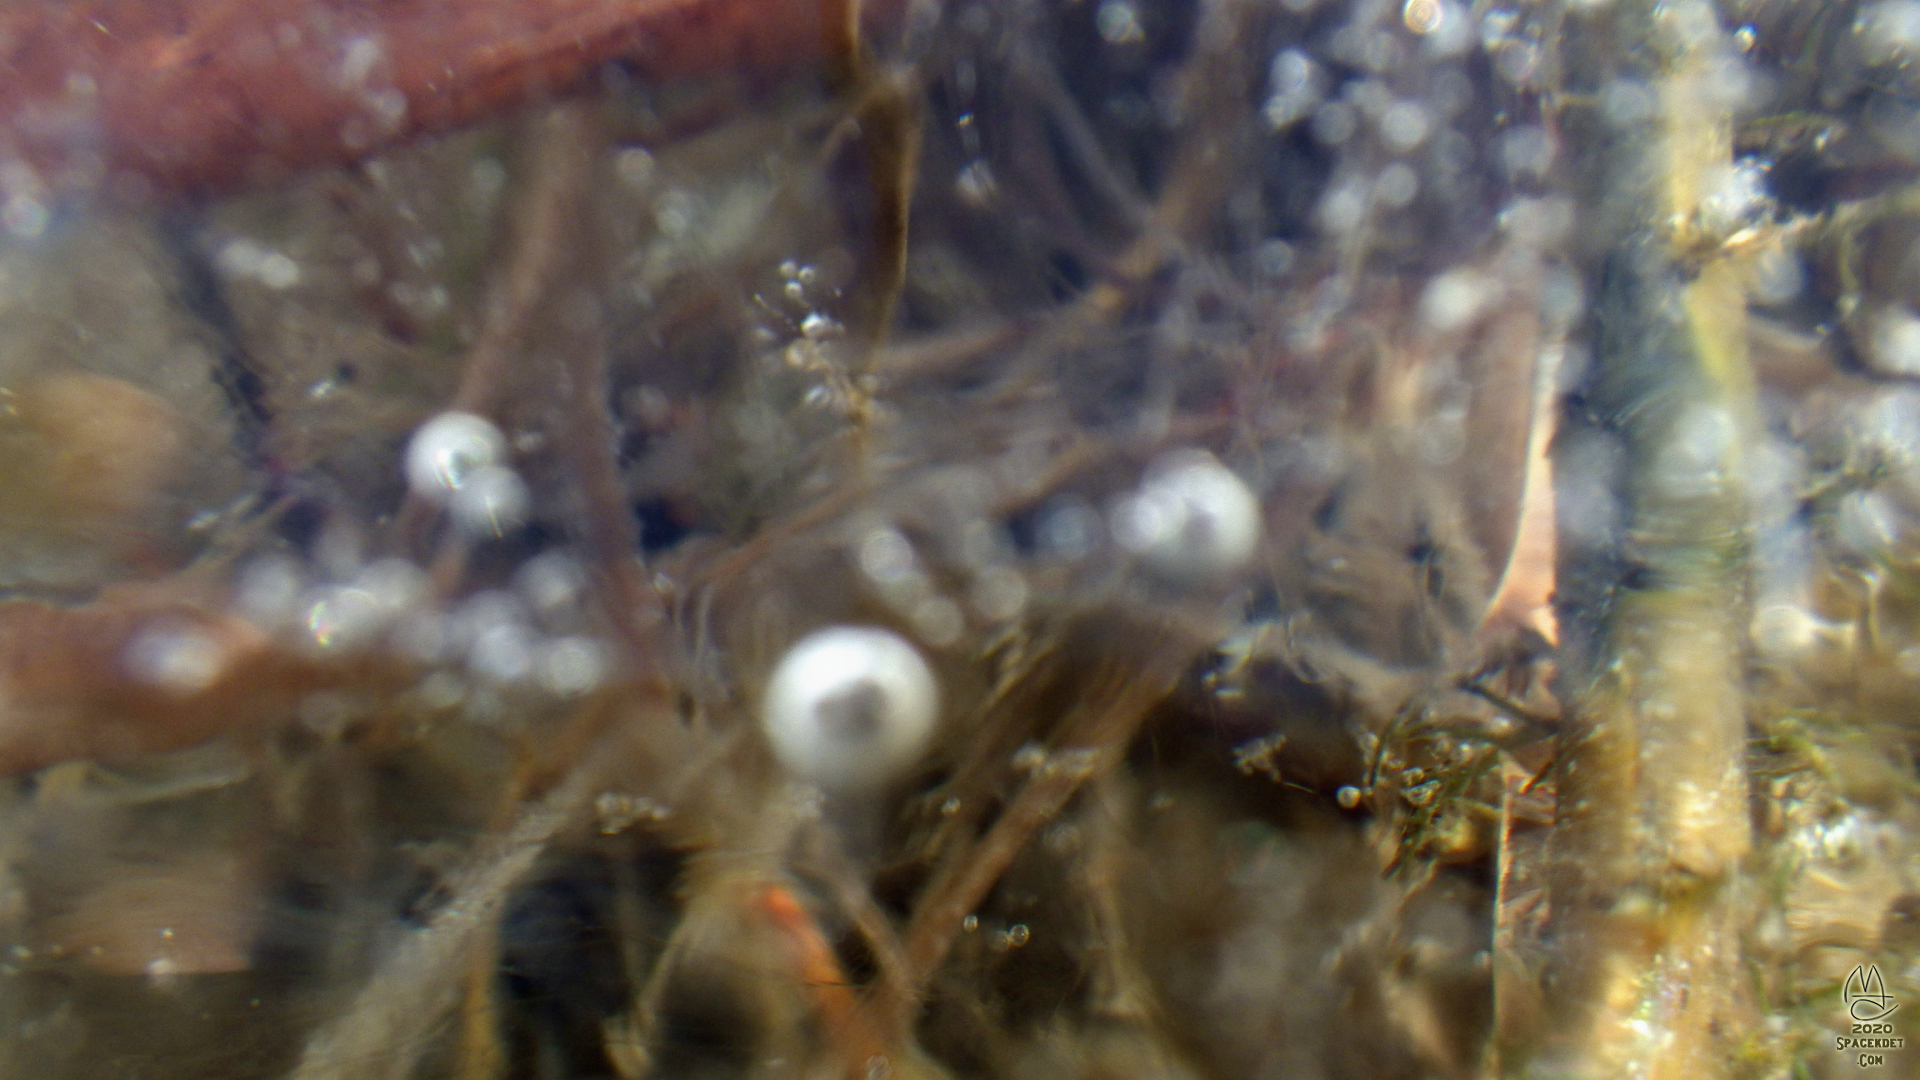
288 696 660 1080
903 640 1185 990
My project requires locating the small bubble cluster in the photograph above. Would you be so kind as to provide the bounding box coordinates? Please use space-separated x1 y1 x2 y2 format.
853 520 1021 644
216 238 303 290
404 411 530 538
228 537 616 718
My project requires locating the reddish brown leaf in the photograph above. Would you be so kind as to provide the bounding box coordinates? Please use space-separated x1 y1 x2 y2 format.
0 0 857 200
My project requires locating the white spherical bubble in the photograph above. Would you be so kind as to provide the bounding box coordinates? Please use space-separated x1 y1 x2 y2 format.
1379 101 1430 153
124 622 226 695
969 566 1028 621
539 636 613 696
516 550 588 622
1860 1 1920 67
405 411 506 502
910 597 965 647
858 526 918 584
1035 496 1104 560
304 585 388 651
1838 490 1906 557
1421 268 1491 331
236 555 305 631
1752 603 1844 659
393 609 454 663
353 557 429 616
1865 305 1920 378
1112 451 1263 580
1649 403 1736 500
469 620 537 683
449 465 530 538
761 626 940 793
449 590 529 651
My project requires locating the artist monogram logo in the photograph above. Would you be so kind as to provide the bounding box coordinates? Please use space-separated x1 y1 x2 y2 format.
1848 965 1900 1024
1838 965 1905 1069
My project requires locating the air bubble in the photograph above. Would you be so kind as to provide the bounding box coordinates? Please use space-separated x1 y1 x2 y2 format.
955 160 998 205
236 555 305 631
760 626 940 793
305 586 387 651
516 551 588 622
1697 160 1769 236
469 620 537 683
1600 80 1657 128
1379 101 1431 153
1499 126 1553 179
6 195 52 239
1838 490 1905 557
468 159 507 205
1750 245 1803 306
364 89 408 130
1312 101 1358 145
654 189 696 238
1263 49 1322 129
1898 645 1920 678
1317 181 1368 232
1753 604 1852 659
1403 0 1443 34
405 412 506 502
450 591 529 649
1865 306 1920 377
1036 496 1103 561
1420 269 1491 331
353 558 429 615
910 597 964 647
338 36 383 89
615 147 655 188
449 464 530 538
217 239 267 279
1649 403 1736 500
1111 450 1263 580
124 623 226 695
1375 163 1419 208
1254 239 1295 277
1095 0 1145 44
539 637 613 695
859 527 918 584
969 566 1028 621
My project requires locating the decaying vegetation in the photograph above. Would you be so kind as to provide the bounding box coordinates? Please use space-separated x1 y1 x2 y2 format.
0 0 1917 1077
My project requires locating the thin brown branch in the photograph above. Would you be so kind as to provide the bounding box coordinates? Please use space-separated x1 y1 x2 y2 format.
287 693 665 1080
902 647 1183 990
391 100 606 556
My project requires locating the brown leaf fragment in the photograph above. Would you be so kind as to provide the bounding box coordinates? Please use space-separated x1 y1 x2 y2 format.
0 0 888 201
43 847 264 976
0 589 389 776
